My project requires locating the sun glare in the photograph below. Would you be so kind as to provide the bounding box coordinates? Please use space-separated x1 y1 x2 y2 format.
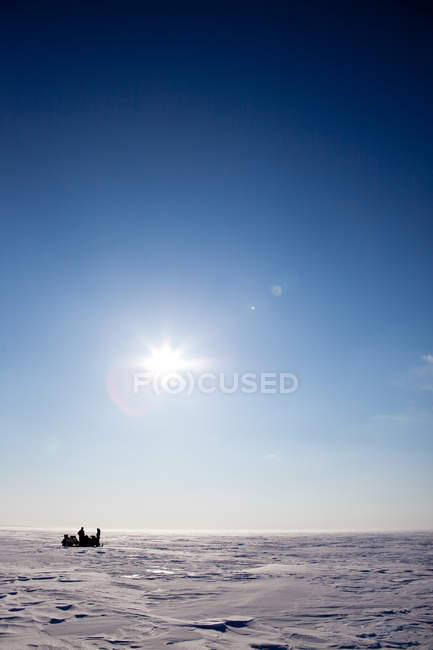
144 344 188 373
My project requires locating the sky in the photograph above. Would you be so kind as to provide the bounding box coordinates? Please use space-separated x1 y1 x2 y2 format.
1 2 433 530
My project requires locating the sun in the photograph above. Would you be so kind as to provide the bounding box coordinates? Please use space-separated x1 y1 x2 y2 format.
144 344 188 374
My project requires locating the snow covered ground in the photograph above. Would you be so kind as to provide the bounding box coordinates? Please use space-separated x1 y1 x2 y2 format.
0 529 432 648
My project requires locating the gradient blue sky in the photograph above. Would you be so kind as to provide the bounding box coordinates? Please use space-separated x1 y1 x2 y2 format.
1 2 433 529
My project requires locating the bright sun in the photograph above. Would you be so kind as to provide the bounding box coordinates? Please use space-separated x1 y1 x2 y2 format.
144 344 188 373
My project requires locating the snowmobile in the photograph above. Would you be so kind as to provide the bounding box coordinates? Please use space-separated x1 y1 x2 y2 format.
61 529 102 547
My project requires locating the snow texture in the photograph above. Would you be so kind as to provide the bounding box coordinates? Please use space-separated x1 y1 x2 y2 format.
0 529 432 648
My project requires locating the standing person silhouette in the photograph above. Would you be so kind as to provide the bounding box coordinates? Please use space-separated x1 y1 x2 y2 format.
78 526 85 545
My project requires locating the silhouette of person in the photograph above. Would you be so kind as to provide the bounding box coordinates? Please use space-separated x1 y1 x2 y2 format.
62 534 69 546
96 528 101 545
78 526 85 545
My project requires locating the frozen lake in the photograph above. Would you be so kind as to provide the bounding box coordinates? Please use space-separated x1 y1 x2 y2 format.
0 529 432 648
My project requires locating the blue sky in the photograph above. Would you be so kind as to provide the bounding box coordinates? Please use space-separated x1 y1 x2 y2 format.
1 3 432 529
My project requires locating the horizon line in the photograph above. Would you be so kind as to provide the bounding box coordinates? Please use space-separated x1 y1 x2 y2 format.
1 526 432 534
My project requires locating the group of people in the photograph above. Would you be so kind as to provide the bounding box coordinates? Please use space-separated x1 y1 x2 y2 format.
61 527 101 547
